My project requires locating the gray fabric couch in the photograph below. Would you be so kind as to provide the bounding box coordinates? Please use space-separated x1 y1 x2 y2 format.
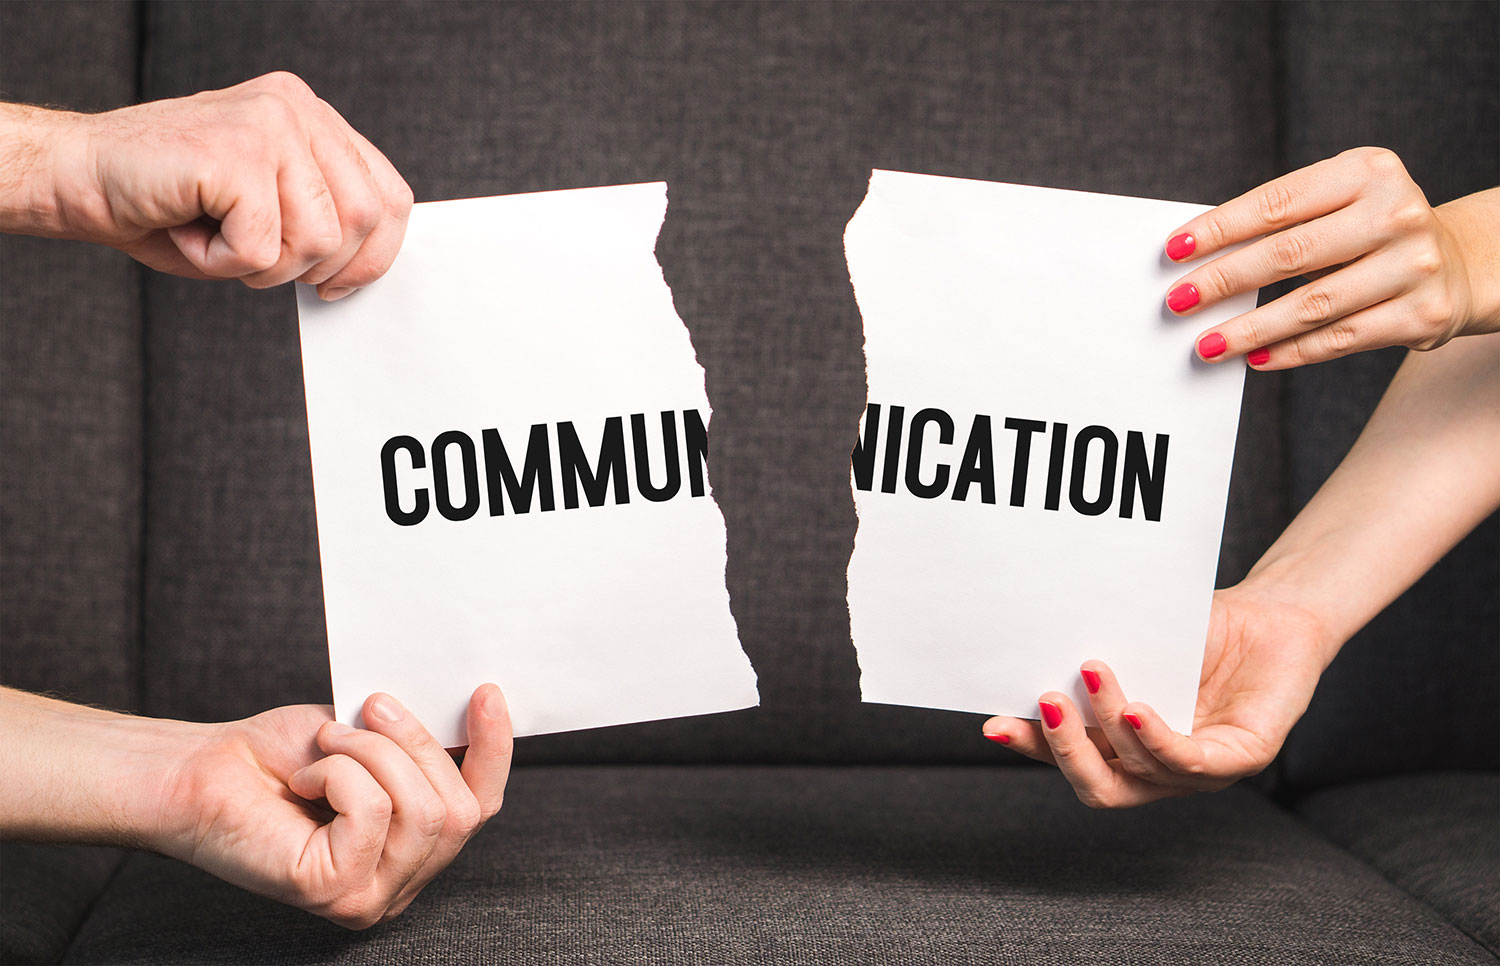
2 2 1496 962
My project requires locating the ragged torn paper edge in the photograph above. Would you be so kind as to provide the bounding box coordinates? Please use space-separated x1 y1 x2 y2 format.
297 182 759 747
840 170 1251 735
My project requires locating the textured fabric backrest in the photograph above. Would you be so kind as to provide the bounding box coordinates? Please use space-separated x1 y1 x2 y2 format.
1 5 142 964
136 0 1285 762
1274 1 1500 789
0 3 142 714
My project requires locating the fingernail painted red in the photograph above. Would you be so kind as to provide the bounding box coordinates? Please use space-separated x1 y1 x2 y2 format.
1198 332 1227 359
1081 668 1102 694
1166 233 1196 261
1123 713 1143 730
1040 701 1063 729
985 732 1011 744
1247 348 1271 366
1167 282 1200 313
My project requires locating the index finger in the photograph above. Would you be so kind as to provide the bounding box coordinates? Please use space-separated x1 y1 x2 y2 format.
1166 153 1365 262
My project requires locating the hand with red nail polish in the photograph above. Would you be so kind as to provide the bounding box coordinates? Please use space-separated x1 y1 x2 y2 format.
980 587 1332 808
1162 148 1500 369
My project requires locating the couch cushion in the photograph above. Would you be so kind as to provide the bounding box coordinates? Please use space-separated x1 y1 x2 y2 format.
1273 1 1500 787
0 844 125 966
1296 773 1500 956
136 0 1284 762
63 765 1495 964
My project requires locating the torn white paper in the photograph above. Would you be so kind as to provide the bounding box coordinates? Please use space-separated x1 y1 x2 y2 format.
845 170 1254 734
297 183 758 747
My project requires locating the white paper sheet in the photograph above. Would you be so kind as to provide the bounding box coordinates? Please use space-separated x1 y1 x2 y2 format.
297 183 758 747
845 170 1253 734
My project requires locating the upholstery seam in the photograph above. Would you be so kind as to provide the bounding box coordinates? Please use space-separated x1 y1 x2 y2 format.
56 848 131 966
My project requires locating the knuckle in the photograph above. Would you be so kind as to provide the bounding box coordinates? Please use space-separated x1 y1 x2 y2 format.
1202 216 1231 251
1415 291 1455 332
390 177 415 214
1409 240 1443 277
251 90 300 127
1269 231 1314 275
1257 181 1297 226
1119 757 1156 780
1324 320 1360 354
1294 288 1335 328
328 259 383 290
1179 758 1209 779
417 797 448 837
451 797 483 838
245 246 281 275
1388 203 1430 236
297 232 341 263
1357 145 1404 178
1075 787 1109 809
342 192 383 234
328 896 384 931
264 70 313 98
1202 261 1237 300
368 789 394 823
1051 742 1085 766
1280 338 1310 368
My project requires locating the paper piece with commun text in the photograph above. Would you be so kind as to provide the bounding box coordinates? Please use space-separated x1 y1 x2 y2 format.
297 183 759 747
844 170 1254 733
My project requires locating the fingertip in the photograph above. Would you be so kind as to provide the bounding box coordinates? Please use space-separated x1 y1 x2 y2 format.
363 692 405 725
1196 331 1228 361
472 683 509 721
980 715 1012 744
1120 703 1155 733
319 719 356 742
1166 231 1197 262
1038 693 1068 730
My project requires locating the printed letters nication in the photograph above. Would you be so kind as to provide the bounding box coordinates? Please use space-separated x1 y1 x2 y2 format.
852 403 1169 521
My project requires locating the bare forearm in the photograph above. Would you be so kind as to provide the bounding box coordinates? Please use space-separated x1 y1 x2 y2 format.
0 686 204 847
0 103 83 236
1244 333 1500 661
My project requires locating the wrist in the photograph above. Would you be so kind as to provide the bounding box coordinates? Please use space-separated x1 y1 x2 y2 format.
0 688 214 851
1234 551 1350 669
0 104 96 236
1436 189 1500 336
95 713 218 854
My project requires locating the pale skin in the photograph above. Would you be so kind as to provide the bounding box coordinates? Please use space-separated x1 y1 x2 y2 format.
1 69 1496 927
0 70 413 299
0 685 513 928
1166 147 1500 368
2 72 504 929
984 154 1500 802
